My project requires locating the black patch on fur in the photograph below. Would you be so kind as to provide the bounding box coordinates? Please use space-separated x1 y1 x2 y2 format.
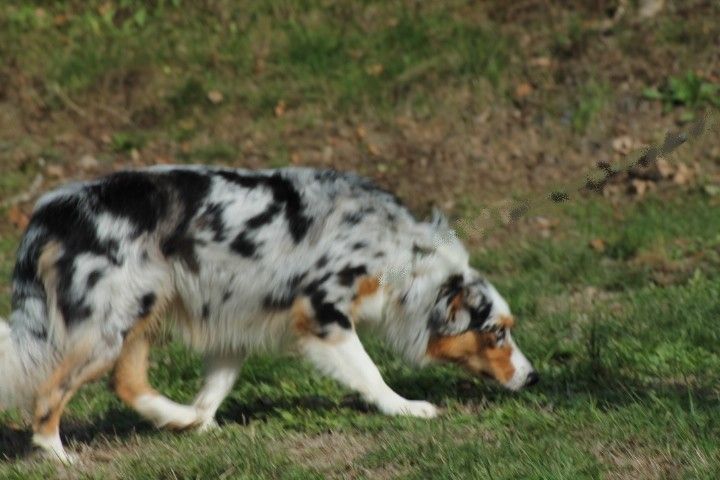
246 202 282 230
86 269 104 290
310 290 351 329
198 202 228 241
18 196 121 327
230 231 258 257
87 171 169 236
469 302 493 330
263 272 307 310
337 264 368 287
439 274 464 300
215 170 312 243
159 170 212 273
138 292 156 318
315 255 329 269
342 211 363 226
351 241 367 251
303 272 333 296
30 326 48 341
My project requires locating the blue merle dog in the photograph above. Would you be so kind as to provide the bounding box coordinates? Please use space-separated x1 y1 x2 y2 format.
0 166 537 463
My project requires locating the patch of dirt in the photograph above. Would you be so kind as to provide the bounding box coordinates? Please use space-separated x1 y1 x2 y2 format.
281 431 403 479
592 441 698 480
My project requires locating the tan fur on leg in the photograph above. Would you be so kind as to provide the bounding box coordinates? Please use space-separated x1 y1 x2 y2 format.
112 324 200 430
32 352 113 463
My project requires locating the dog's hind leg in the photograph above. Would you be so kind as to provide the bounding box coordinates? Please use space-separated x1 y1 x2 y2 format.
191 353 244 431
32 343 118 464
112 330 201 430
292 297 438 418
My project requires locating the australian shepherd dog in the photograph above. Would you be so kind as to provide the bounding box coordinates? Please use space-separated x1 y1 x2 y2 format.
0 166 537 463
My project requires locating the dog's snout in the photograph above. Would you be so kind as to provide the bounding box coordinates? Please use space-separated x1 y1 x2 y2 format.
524 371 539 387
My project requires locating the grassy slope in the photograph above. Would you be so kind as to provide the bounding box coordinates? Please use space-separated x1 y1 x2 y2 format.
1 1 720 479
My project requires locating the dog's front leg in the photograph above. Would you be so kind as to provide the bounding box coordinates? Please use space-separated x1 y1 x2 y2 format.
298 325 438 418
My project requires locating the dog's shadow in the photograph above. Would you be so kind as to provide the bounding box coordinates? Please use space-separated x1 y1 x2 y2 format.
0 394 371 462
2 368 715 462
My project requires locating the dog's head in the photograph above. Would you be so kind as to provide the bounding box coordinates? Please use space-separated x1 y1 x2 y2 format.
425 271 538 390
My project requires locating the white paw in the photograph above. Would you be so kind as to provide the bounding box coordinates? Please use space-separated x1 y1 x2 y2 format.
155 406 201 431
381 399 439 419
32 434 77 465
194 417 219 433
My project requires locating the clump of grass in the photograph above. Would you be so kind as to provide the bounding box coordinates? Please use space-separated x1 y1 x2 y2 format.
643 72 720 114
571 81 608 133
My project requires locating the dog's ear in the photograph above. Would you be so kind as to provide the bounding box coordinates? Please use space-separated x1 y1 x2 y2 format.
429 274 470 334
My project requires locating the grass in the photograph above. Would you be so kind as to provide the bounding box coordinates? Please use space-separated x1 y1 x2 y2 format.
2 190 720 478
2 0 720 477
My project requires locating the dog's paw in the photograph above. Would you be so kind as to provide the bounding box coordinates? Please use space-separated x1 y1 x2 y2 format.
193 417 219 433
381 399 439 419
32 434 77 465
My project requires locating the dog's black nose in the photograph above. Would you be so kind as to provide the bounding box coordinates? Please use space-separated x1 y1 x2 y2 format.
524 371 539 387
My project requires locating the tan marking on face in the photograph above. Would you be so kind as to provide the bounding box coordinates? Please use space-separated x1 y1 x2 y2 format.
426 331 515 383
449 292 464 318
498 315 515 329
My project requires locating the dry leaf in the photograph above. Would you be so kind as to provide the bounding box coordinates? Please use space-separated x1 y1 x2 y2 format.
8 206 29 230
589 238 606 253
639 0 664 19
611 135 635 155
274 100 286 117
630 179 654 196
514 83 533 99
365 63 384 76
78 154 99 171
655 157 674 178
673 163 692 185
46 164 64 178
207 90 223 104
529 57 552 68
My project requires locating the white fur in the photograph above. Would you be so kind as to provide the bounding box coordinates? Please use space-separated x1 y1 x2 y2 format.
299 326 437 418
502 334 534 391
0 320 23 410
192 354 243 430
133 394 200 429
32 432 76 465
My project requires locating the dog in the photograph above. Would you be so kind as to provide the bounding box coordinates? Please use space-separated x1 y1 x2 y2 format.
0 166 537 463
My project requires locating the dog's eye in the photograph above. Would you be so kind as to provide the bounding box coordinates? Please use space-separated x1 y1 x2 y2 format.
495 328 507 345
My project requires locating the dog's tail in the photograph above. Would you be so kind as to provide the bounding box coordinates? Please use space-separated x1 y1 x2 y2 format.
0 315 52 412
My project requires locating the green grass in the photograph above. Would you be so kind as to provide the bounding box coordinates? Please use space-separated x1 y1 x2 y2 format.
0 1 513 122
2 191 720 478
2 0 720 477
